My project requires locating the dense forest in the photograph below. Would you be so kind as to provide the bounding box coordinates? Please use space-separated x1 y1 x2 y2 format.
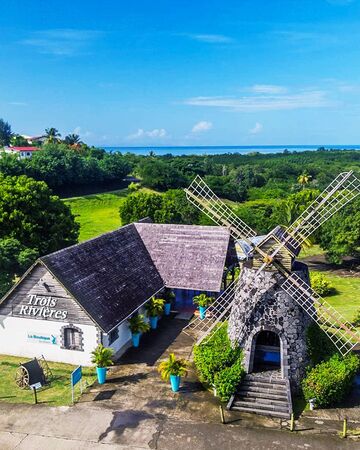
1 118 360 294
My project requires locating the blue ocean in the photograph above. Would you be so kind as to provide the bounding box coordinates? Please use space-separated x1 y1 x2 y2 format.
104 145 360 156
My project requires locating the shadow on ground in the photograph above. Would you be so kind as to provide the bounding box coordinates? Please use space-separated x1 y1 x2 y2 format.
117 315 187 366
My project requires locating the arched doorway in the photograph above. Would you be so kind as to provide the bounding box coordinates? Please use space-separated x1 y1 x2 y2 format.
253 330 281 372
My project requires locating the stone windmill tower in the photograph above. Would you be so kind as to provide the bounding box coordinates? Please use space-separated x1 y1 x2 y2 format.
184 171 360 392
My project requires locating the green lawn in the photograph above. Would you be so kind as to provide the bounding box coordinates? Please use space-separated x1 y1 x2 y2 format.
0 355 96 406
64 189 130 241
322 274 360 324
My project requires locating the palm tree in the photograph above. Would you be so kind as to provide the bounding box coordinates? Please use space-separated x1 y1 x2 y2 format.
45 127 61 143
297 172 312 189
64 133 81 145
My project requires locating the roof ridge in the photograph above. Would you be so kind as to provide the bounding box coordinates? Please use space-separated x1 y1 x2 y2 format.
40 223 135 261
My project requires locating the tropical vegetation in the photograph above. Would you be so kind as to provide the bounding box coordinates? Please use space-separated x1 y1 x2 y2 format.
91 344 114 368
128 314 150 334
145 297 165 317
157 353 189 380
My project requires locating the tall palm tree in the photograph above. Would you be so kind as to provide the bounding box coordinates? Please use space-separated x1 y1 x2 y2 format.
45 127 61 143
64 133 81 145
297 172 312 189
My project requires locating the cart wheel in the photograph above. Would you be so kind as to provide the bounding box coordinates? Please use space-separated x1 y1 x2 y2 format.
15 366 30 389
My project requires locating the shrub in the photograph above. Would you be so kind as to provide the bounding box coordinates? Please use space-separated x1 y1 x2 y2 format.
128 314 150 334
91 344 114 368
214 357 245 402
158 353 189 380
192 293 214 308
306 323 337 365
352 309 360 327
310 272 333 296
302 353 360 407
193 323 243 393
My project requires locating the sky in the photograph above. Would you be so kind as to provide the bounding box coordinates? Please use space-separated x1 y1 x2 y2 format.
1 0 360 146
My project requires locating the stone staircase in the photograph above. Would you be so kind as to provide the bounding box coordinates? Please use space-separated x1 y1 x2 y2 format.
227 373 292 419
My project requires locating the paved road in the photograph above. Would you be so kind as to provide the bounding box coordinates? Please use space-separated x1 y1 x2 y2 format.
0 402 358 450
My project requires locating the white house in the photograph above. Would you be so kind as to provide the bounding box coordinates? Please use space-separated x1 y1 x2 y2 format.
0 222 234 366
2 146 41 159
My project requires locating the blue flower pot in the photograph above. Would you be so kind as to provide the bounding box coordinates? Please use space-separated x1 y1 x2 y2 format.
96 367 107 384
199 306 207 320
170 374 181 392
132 333 140 347
150 316 158 329
164 303 171 316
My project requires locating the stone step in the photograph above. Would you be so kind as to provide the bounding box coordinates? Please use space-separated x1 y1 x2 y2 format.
239 384 287 395
231 404 291 419
233 400 290 413
244 375 286 386
235 395 289 407
236 389 288 402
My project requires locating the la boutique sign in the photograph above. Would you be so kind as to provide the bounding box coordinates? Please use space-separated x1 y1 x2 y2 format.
18 295 68 320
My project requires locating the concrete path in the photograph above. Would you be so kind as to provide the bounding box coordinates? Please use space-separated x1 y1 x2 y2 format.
0 316 359 449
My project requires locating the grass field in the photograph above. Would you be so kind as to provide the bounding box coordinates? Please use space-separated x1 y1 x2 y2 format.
0 355 96 406
64 189 129 241
321 274 360 324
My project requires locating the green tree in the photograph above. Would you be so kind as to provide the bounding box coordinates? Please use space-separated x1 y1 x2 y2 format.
297 172 312 189
318 198 360 263
0 174 79 255
154 190 200 224
0 119 12 146
119 192 163 224
45 127 61 143
137 159 187 191
64 133 81 145
10 135 30 147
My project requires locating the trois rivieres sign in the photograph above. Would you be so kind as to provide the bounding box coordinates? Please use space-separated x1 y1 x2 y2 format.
18 295 68 320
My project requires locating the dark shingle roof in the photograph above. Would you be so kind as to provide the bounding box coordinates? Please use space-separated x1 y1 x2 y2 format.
134 223 230 292
40 224 164 332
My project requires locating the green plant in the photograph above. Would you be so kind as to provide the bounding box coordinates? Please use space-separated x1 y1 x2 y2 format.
91 344 114 368
163 288 176 304
214 357 245 402
128 182 140 192
193 323 242 385
145 297 165 317
302 353 360 407
157 353 189 381
352 309 360 327
193 293 214 308
310 272 333 296
306 323 337 365
128 314 150 334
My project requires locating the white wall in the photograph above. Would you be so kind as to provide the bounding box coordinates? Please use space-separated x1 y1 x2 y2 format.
104 321 132 358
0 316 98 366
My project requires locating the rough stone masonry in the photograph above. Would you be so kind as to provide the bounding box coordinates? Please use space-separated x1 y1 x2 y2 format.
228 262 313 391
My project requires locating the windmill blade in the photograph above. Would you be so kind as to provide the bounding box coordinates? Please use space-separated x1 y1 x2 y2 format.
183 279 237 345
286 171 360 249
185 175 256 241
281 272 360 355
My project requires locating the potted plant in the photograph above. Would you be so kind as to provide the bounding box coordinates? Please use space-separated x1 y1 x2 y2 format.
145 297 165 329
163 288 175 316
91 344 114 384
193 293 214 319
158 353 189 392
128 314 150 347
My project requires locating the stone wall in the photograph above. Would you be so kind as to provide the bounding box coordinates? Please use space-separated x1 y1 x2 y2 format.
228 263 313 391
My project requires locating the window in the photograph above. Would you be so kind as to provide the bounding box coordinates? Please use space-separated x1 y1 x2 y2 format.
108 328 119 345
62 326 83 351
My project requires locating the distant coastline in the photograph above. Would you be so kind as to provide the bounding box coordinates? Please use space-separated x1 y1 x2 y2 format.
104 145 360 156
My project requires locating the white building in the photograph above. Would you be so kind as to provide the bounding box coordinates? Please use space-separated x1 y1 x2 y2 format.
2 146 41 159
0 222 234 366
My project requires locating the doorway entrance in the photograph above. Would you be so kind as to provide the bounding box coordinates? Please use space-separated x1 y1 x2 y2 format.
253 330 281 372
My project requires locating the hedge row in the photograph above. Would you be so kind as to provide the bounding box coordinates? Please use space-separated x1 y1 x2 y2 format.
302 353 360 407
193 323 245 401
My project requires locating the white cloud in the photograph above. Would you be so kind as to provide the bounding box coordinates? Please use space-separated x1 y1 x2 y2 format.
72 126 92 138
126 128 167 140
251 85 288 94
8 101 28 106
21 29 101 56
184 89 331 111
249 122 263 134
187 34 234 44
191 121 213 133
